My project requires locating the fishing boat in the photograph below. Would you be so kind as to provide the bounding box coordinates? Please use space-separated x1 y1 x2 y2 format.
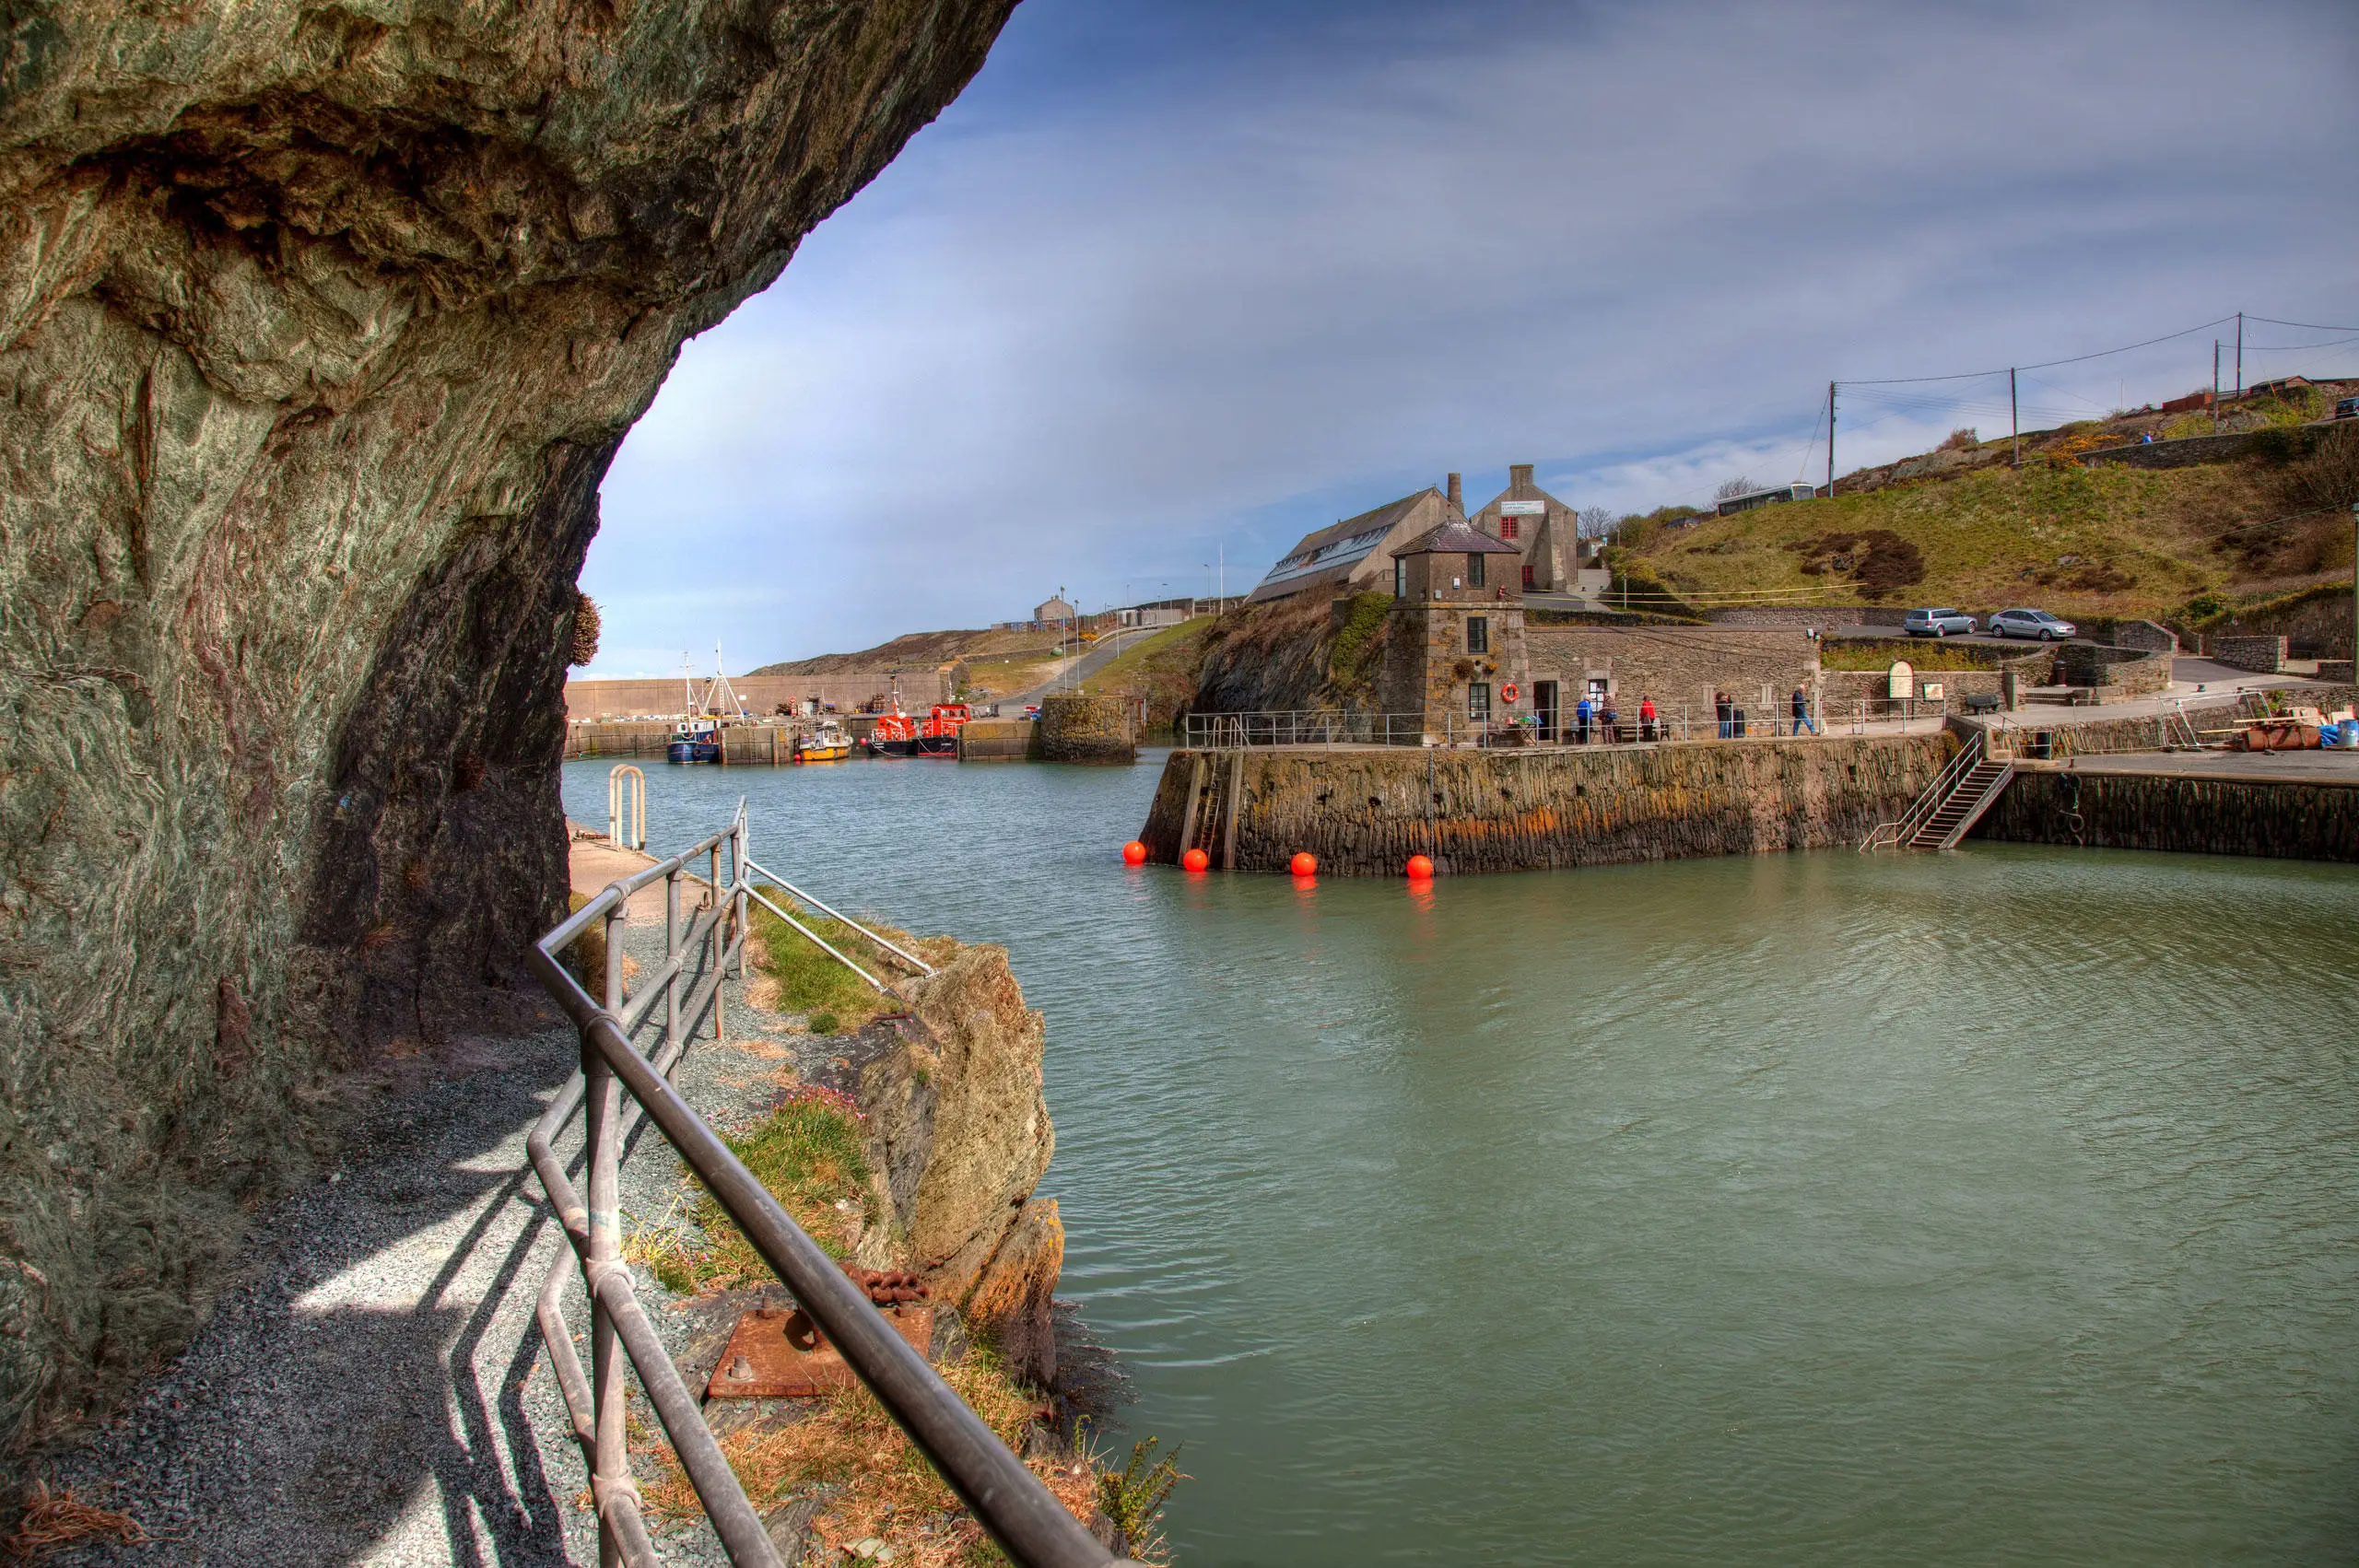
796 721 852 763
914 702 972 757
664 646 751 765
866 711 919 757
667 716 721 764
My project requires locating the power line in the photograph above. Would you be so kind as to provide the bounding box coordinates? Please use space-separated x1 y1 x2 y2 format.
2245 314 2359 333
1842 314 2236 385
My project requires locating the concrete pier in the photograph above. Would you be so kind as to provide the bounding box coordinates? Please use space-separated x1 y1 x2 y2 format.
1974 753 2359 861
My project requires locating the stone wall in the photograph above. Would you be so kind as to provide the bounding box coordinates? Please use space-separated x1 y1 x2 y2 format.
2200 585 2357 661
1520 626 1821 719
1036 694 1135 764
1138 734 1953 875
2077 430 2264 469
1975 770 2359 861
0 0 1019 1449
565 672 952 719
2054 642 2172 693
2208 635 2289 673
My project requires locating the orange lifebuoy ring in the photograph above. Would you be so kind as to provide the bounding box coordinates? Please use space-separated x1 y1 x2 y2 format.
1500 682 1520 703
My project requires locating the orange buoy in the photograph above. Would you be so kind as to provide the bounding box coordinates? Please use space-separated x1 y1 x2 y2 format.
1290 852 1317 877
1182 848 1210 872
1122 840 1148 865
1406 854 1435 880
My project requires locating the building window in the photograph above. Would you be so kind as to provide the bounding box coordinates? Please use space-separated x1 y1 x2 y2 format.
1468 552 1485 589
1521 564 1535 589
1499 516 1519 541
1469 682 1491 721
1466 615 1488 654
1394 556 1406 598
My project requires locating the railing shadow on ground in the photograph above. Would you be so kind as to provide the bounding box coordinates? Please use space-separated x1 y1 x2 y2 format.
525 802 1136 1568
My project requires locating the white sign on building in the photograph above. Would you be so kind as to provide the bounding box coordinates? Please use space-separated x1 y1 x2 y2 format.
1499 500 1545 515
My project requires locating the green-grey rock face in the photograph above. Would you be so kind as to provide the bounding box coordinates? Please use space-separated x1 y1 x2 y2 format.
0 0 1016 1449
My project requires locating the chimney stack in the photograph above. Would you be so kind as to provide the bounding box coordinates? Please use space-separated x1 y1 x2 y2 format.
1446 473 1462 510
1509 462 1534 491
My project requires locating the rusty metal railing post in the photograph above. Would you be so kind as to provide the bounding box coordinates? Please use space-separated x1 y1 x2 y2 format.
663 867 682 1055
592 899 631 1566
708 840 726 1041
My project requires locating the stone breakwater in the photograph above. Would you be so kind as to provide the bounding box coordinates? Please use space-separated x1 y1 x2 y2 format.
1973 770 2359 862
1140 736 1954 875
1037 693 1136 765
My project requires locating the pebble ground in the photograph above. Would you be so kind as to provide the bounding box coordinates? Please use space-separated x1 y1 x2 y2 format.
52 880 845 1568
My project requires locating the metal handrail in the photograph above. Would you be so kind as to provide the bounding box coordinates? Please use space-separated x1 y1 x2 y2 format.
745 858 936 977
525 805 1132 1568
1861 731 1981 851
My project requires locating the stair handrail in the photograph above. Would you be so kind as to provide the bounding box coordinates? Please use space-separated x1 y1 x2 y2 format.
1860 731 1982 851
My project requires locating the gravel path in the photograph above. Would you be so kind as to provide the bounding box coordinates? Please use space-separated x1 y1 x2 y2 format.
52 867 850 1568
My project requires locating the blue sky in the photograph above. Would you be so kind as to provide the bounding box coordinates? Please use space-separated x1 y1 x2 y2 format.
581 0 2359 673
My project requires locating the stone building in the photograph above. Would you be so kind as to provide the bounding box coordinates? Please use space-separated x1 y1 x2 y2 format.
1466 462 1588 592
1376 520 1530 741
1373 518 1823 742
1034 595 1075 623
1247 482 1458 604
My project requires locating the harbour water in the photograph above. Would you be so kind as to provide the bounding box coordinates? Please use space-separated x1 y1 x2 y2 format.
564 753 2359 1564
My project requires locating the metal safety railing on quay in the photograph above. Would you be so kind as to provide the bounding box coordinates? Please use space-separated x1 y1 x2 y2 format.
1860 729 1984 851
523 802 1137 1568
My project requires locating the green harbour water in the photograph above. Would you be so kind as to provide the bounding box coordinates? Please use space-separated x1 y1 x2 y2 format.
565 751 2359 1565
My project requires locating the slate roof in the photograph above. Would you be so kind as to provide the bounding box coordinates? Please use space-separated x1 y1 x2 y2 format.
1395 521 1523 556
1247 487 1443 603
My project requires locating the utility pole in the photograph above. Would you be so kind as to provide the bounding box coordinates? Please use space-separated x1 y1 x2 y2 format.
1826 380 1837 497
2010 368 2019 468
2212 341 2221 434
2235 312 2243 396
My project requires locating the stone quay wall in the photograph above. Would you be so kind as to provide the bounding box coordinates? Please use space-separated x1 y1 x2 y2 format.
1975 770 2359 862
1138 734 1953 875
1037 694 1135 764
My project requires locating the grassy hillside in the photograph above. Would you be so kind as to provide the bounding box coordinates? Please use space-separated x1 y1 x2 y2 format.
749 624 1059 676
1621 427 2357 619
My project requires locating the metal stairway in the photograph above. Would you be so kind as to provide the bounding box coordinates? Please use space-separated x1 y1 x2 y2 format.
1861 731 2016 851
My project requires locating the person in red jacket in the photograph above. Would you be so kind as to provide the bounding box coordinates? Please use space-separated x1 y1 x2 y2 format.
1638 694 1658 743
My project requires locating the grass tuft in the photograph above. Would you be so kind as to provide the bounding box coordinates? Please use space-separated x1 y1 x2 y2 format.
626 1090 876 1293
745 889 951 1032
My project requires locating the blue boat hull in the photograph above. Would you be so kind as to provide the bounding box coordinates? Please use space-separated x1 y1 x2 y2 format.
667 739 720 764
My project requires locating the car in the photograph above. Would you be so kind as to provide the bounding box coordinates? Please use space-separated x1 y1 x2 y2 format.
1904 607 1976 638
1986 607 2076 641
2337 395 2359 421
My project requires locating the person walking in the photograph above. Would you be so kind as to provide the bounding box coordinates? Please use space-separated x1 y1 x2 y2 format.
1790 685 1817 736
1600 694 1620 744
1715 690 1732 740
1575 693 1594 744
1638 694 1658 743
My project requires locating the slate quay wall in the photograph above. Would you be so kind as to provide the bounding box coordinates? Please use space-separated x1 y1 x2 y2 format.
1138 734 1952 875
1975 771 2359 861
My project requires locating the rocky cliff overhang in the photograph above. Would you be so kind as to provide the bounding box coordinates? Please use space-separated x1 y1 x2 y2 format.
0 0 1016 1452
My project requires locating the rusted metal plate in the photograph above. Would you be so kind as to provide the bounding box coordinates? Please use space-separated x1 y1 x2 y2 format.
705 1305 933 1399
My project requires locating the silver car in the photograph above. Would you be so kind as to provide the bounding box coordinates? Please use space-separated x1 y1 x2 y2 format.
1986 607 2075 641
1904 607 1976 638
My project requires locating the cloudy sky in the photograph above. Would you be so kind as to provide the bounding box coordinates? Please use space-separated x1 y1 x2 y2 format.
581 0 2359 673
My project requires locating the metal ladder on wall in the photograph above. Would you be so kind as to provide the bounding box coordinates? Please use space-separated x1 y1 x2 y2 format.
1860 731 2016 852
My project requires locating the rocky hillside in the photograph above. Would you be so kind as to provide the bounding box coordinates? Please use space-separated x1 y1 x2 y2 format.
0 0 1017 1456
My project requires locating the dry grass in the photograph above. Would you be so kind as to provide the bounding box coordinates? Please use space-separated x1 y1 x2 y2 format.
3 1485 144 1561
641 1342 1110 1568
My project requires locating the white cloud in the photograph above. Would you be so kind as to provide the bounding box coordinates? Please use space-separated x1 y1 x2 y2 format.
580 0 2359 671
